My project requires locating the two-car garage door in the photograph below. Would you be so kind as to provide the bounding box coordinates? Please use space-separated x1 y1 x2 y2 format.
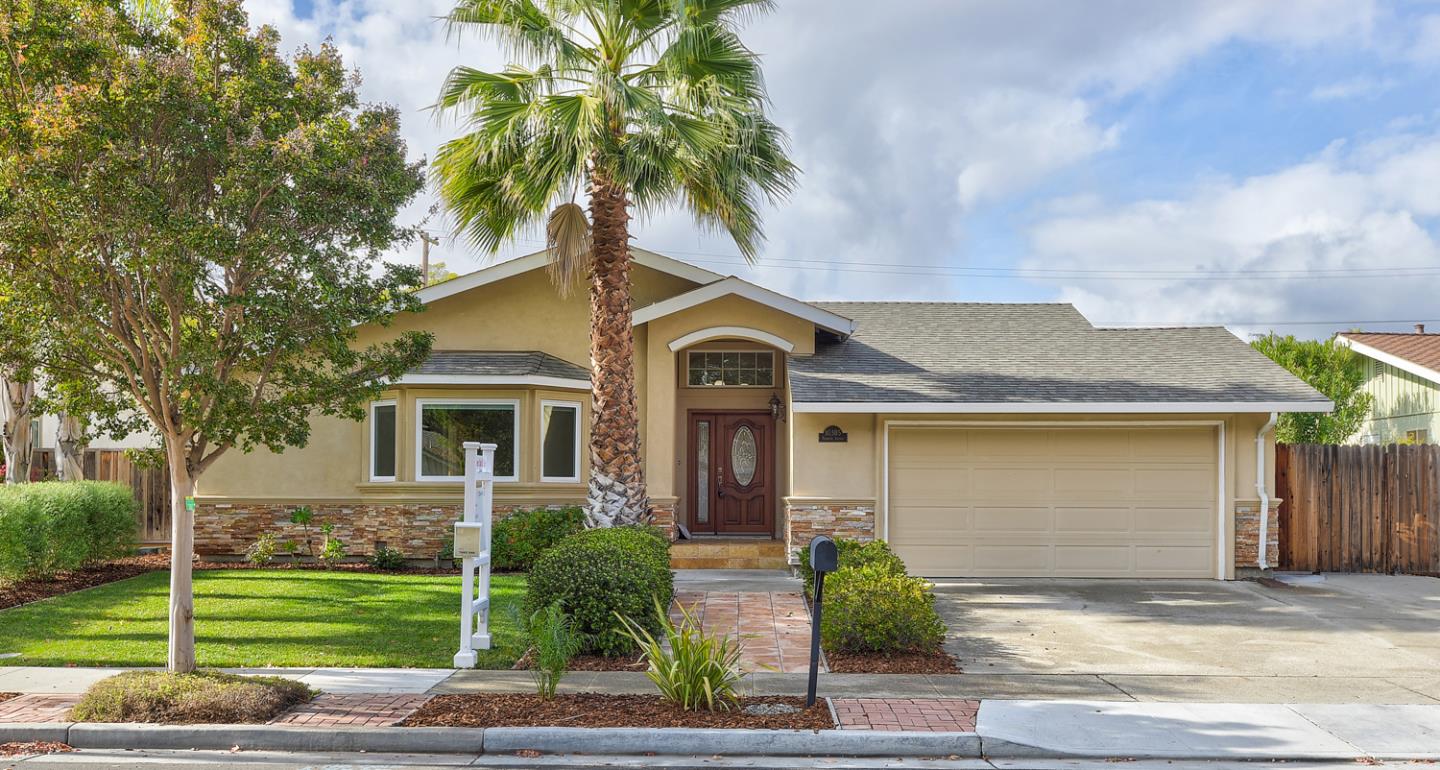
887 425 1218 578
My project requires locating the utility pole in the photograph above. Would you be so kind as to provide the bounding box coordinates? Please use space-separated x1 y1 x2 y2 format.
420 232 440 285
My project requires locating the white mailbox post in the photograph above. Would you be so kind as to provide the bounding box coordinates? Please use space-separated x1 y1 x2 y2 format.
453 441 495 668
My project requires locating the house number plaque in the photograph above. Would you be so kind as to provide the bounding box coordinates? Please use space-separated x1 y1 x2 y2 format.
818 425 848 443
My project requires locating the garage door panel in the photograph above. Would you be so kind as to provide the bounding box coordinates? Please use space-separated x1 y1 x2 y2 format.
1055 507 1131 532
888 426 1217 578
972 467 1052 495
973 506 1052 533
1054 545 1133 573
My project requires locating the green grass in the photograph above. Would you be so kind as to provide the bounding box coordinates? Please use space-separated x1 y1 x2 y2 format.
0 569 527 669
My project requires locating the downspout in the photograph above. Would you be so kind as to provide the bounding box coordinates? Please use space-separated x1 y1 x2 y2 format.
1255 412 1279 570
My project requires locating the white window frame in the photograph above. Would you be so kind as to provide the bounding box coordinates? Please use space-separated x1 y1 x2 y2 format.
369 399 398 482
414 398 521 483
539 399 582 483
685 350 777 388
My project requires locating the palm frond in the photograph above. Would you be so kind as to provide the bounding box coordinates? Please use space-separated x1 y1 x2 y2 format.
545 202 592 294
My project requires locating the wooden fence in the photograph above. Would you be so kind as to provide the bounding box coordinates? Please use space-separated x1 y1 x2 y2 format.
1276 443 1439 575
23 448 170 544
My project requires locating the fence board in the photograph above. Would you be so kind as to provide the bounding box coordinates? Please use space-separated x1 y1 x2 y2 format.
1277 443 1440 575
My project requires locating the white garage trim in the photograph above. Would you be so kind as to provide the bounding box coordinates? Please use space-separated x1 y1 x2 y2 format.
881 419 1227 579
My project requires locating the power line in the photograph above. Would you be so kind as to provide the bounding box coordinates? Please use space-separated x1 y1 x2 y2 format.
1098 318 1440 327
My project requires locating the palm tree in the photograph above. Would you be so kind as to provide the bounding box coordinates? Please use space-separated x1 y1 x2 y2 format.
434 0 798 527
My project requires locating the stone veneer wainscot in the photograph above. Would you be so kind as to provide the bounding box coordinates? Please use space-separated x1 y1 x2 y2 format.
784 500 876 564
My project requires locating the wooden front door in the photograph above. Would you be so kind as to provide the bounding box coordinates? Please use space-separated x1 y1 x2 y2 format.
687 412 774 535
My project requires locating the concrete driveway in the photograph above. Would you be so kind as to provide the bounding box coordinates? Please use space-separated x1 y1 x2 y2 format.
931 574 1440 703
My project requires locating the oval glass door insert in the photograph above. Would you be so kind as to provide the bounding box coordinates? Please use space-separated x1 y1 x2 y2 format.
730 426 757 486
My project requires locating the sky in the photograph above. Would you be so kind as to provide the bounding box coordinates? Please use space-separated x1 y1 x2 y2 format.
249 0 1440 340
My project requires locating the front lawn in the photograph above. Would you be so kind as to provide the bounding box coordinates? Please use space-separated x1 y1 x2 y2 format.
0 569 526 669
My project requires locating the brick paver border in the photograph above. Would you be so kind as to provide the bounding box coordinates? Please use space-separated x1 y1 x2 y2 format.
0 694 80 723
269 694 431 727
832 698 980 732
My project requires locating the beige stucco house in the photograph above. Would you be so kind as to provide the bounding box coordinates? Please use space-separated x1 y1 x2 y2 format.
196 249 1330 579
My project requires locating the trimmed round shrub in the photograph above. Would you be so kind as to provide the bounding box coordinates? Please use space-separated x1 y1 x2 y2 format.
798 538 904 597
0 481 137 581
819 562 947 654
71 671 314 724
368 545 406 570
492 506 585 571
525 526 673 656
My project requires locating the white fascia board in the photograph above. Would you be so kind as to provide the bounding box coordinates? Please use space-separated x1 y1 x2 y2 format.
792 400 1334 414
394 374 591 390
1337 335 1440 386
413 247 721 306
631 276 856 337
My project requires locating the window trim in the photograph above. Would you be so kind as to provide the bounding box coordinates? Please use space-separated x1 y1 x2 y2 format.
369 399 398 482
685 350 777 389
414 397 521 483
539 399 583 483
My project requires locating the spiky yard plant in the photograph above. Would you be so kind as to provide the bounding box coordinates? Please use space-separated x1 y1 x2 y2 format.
617 596 744 711
434 0 799 527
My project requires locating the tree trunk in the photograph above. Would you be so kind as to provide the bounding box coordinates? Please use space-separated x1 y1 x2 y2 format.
57 413 87 481
584 171 647 527
165 439 197 673
0 377 35 484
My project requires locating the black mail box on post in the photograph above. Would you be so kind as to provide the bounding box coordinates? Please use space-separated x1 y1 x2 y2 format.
806 535 839 706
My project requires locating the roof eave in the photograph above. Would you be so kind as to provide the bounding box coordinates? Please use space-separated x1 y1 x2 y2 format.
1336 334 1440 386
790 400 1335 414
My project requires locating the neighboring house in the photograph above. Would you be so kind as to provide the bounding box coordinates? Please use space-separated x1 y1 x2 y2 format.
196 249 1329 579
1337 327 1440 445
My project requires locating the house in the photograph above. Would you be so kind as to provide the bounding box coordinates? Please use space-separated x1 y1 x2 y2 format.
195 248 1330 579
1337 326 1440 445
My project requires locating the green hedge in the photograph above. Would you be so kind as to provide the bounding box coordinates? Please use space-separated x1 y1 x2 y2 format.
798 538 904 597
819 562 947 653
0 481 137 581
526 526 674 656
492 507 586 572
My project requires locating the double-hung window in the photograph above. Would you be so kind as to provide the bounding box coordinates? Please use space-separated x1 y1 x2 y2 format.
540 400 581 482
369 400 397 482
416 399 519 482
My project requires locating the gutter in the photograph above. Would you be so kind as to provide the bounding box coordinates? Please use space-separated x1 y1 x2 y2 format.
1255 412 1278 570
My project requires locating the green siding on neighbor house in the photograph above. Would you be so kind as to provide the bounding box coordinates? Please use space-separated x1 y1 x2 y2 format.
1352 358 1440 444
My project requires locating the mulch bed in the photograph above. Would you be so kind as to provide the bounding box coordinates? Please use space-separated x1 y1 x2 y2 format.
0 554 169 611
0 742 73 757
825 649 961 675
513 651 647 672
400 694 834 730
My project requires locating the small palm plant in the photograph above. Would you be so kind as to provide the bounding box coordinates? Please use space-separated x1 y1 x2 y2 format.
528 602 583 700
618 597 744 712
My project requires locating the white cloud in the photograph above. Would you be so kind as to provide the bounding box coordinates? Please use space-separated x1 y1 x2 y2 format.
1025 134 1440 337
1410 14 1440 61
243 0 1381 301
1309 75 1397 101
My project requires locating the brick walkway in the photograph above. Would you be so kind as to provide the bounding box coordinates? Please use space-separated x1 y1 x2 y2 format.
0 694 79 723
269 694 430 727
672 591 819 673
832 698 980 732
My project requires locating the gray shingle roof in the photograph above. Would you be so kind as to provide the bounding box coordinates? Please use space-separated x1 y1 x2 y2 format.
789 302 1329 406
410 351 588 381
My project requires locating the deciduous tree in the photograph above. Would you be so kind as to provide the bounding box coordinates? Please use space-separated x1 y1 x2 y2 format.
1252 333 1372 444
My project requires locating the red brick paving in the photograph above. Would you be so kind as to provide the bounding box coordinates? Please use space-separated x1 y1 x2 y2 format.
832 698 980 732
270 694 430 727
672 591 820 673
0 695 79 723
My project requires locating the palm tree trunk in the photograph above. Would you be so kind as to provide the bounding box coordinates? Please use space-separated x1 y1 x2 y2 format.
584 170 647 527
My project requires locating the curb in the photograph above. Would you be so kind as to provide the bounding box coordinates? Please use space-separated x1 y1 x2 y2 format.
977 735 1366 761
1 722 980 758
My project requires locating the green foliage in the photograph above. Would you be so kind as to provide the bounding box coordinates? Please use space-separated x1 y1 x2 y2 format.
290 507 315 557
492 507 585 572
434 0 800 267
526 527 673 656
1252 333 1373 444
70 670 314 724
618 597 744 712
317 524 344 569
245 533 278 567
0 0 432 479
819 563 947 654
0 481 137 580
798 538 904 597
368 545 406 570
527 601 583 700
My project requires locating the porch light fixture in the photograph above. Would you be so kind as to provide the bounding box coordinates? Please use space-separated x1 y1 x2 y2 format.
769 393 786 422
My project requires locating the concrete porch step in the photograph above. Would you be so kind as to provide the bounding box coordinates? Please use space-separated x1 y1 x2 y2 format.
670 538 789 570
